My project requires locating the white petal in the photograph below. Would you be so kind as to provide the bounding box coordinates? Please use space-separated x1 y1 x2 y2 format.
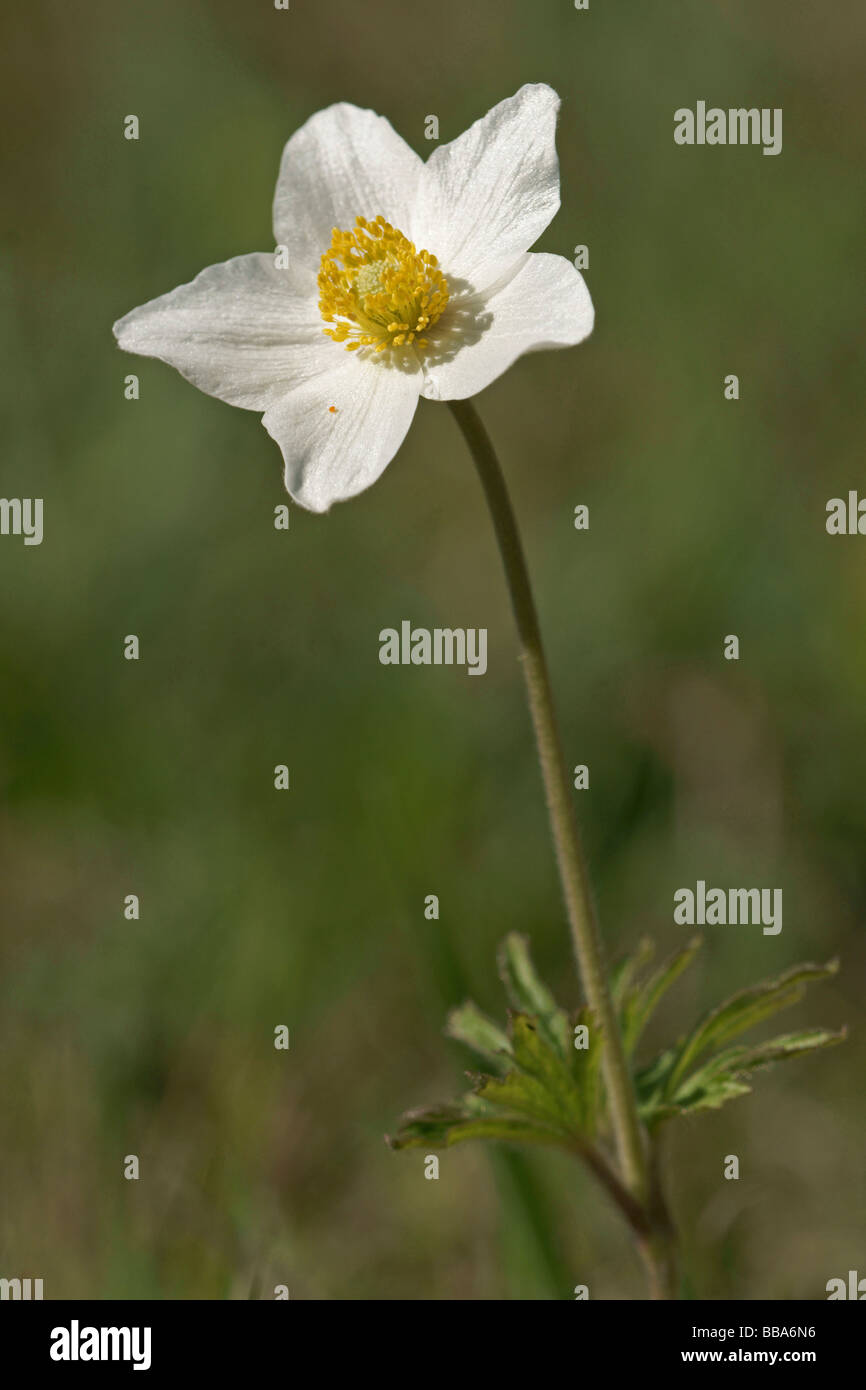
413 84 561 293
272 103 424 282
262 355 421 513
113 254 329 410
420 253 594 402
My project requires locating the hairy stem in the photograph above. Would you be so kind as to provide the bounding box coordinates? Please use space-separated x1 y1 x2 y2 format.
448 398 676 1297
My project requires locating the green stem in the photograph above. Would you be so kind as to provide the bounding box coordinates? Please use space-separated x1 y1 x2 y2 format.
448 399 672 1291
638 1142 679 1300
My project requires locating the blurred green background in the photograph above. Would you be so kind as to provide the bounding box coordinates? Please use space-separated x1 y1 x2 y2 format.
1 0 863 1299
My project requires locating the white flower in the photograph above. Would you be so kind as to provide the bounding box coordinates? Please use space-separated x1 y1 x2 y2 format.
113 83 594 513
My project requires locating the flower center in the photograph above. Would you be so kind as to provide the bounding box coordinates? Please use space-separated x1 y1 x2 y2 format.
318 215 449 354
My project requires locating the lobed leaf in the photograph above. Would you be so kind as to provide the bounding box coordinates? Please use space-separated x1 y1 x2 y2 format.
497 933 571 1058
670 1076 753 1115
386 1101 566 1152
476 1014 585 1133
611 936 655 1010
390 936 845 1158
620 936 702 1056
633 1049 680 1128
672 1027 846 1107
445 1000 512 1071
664 959 839 1099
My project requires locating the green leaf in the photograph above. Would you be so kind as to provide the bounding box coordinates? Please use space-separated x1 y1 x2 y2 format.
664 959 839 1098
386 1102 565 1152
670 1076 754 1114
497 934 570 1058
732 1026 846 1072
473 1071 574 1135
476 1014 585 1134
445 1000 512 1070
389 936 846 1159
620 936 702 1056
611 936 655 1009
633 1049 680 1128
636 1026 846 1127
389 1010 600 1154
673 1027 846 1106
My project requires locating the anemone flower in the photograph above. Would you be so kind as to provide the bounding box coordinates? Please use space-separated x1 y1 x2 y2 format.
113 83 593 513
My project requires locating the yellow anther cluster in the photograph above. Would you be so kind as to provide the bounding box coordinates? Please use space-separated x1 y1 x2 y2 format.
318 215 449 353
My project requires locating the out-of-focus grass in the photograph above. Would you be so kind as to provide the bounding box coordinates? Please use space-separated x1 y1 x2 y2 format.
0 0 863 1297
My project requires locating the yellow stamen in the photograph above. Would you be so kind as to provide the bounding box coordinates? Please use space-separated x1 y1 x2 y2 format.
318 215 449 355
